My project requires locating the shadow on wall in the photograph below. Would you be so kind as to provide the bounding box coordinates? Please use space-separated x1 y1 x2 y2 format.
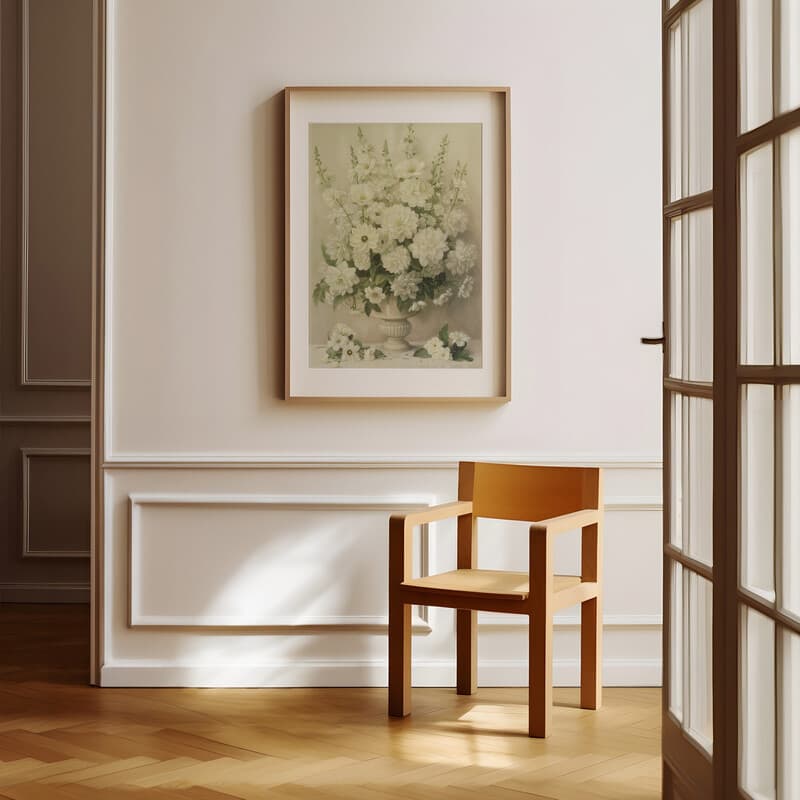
251 92 285 404
141 509 423 686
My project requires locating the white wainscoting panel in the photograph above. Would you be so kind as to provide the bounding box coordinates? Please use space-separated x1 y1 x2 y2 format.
101 464 662 688
128 493 433 630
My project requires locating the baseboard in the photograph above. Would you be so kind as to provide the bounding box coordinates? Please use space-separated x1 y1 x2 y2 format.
101 658 662 688
0 582 90 603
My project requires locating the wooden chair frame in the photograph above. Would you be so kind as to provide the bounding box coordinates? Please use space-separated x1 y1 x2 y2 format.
388 461 603 738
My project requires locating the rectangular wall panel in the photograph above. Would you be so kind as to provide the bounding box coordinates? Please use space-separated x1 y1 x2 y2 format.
129 494 433 628
20 0 92 385
22 449 90 557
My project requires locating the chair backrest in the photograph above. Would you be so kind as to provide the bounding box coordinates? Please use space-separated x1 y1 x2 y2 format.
457 461 601 522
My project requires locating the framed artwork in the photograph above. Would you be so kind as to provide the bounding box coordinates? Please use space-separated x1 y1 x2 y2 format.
285 86 510 401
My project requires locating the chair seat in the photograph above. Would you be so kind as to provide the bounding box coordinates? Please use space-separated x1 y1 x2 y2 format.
401 569 582 601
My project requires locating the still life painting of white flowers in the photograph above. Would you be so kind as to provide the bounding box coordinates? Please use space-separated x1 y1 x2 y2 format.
308 122 482 368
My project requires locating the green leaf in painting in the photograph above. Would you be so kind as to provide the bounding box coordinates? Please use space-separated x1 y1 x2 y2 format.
413 347 431 358
320 243 337 267
438 324 449 347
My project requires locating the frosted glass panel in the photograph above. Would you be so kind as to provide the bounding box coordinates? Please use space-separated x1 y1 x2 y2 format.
669 210 713 381
688 210 713 381
671 394 684 549
686 572 712 752
741 144 775 365
782 129 800 364
742 384 775 602
741 607 776 800
669 22 683 201
783 385 800 619
669 1 713 201
669 561 684 721
779 629 800 800
686 0 712 196
740 0 774 132
779 0 800 115
670 218 683 378
671 396 713 565
687 398 713 565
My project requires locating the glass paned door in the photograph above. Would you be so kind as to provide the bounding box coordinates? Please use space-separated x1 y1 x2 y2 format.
737 0 800 793
662 0 715 795
663 1 800 796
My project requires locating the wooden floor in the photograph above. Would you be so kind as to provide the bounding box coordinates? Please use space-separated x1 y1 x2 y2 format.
0 605 661 799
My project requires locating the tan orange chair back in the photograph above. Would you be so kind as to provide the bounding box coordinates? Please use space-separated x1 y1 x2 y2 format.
457 461 602 523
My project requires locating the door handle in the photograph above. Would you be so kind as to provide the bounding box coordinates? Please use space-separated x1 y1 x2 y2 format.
641 322 665 348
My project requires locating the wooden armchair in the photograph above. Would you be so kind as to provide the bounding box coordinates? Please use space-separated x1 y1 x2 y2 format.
388 461 603 738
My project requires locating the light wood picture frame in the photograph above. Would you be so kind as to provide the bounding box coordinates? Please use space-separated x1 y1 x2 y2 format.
285 86 510 401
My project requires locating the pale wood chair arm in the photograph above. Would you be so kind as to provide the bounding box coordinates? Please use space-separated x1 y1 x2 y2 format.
390 501 474 532
529 508 603 586
529 508 602 537
389 501 474 585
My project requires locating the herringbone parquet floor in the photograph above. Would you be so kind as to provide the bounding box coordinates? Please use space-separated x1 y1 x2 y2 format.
0 605 660 799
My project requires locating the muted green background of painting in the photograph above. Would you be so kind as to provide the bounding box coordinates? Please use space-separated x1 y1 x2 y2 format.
308 122 483 351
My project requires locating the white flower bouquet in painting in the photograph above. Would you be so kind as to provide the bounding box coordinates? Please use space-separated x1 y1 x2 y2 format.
311 125 478 356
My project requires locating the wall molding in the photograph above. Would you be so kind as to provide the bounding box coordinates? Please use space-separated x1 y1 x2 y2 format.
0 415 91 424
21 447 91 558
0 582 89 603
128 493 434 631
100 657 662 688
104 455 663 470
19 0 91 388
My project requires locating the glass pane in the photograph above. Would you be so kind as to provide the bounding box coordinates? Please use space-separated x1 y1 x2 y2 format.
669 210 713 381
686 571 713 752
671 393 684 549
670 218 683 378
740 606 776 800
783 385 800 619
669 1 713 201
740 0 774 132
741 144 775 365
669 560 684 721
779 628 800 799
687 398 713 565
742 384 776 602
686 0 712 197
669 20 683 202
778 0 800 115
782 129 800 364
688 210 713 381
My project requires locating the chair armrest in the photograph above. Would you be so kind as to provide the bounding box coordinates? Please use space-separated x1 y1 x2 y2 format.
529 508 601 538
390 501 473 533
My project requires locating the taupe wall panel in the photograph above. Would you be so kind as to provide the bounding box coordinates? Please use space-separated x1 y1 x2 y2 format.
23 0 92 385
0 425 89 587
0 0 91 602
23 450 90 556
0 0 90 415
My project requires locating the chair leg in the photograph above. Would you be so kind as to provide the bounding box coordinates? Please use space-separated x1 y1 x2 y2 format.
388 599 411 717
528 609 552 737
580 596 602 710
456 609 477 695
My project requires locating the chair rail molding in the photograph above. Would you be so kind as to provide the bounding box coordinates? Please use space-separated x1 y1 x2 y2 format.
103 454 663 470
